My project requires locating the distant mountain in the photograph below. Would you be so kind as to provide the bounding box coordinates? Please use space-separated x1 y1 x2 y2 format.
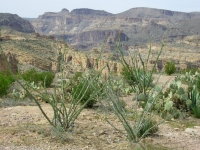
71 8 112 16
116 7 200 22
0 13 35 33
30 7 200 50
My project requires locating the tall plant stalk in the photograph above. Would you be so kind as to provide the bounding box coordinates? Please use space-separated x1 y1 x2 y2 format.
118 37 164 95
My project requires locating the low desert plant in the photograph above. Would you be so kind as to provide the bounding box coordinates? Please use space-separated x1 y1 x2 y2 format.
0 71 15 96
192 105 200 118
180 67 200 75
72 71 103 108
165 61 176 75
21 68 54 87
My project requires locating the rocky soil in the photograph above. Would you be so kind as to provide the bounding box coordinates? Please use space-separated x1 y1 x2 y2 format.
0 75 200 150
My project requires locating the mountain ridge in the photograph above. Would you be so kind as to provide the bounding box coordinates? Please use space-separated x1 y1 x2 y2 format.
29 7 200 50
0 13 35 33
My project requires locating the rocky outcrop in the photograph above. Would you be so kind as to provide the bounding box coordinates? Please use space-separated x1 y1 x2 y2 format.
66 30 129 48
62 50 123 75
0 13 35 33
0 53 18 73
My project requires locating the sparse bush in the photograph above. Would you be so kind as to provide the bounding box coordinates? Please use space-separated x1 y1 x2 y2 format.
165 61 176 75
21 68 54 87
121 66 136 86
72 71 103 108
0 71 15 96
72 79 96 108
120 42 163 95
180 67 200 75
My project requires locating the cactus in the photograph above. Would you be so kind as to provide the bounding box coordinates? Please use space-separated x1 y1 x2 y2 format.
138 93 147 102
164 99 173 111
186 99 192 108
180 94 188 101
152 70 200 118
177 87 185 95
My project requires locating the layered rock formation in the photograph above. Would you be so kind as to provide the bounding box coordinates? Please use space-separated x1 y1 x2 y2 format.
30 7 200 50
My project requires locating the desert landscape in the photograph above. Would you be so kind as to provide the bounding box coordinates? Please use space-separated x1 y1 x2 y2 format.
0 4 200 150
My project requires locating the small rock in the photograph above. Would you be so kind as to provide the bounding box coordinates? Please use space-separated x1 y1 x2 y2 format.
194 126 200 129
86 136 93 139
98 130 106 136
174 128 179 131
107 138 112 144
82 146 89 150
144 137 153 142
184 128 200 136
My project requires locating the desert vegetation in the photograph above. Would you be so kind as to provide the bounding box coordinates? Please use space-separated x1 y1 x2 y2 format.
0 27 200 150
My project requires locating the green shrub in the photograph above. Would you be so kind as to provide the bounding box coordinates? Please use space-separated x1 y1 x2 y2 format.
165 61 176 75
0 71 15 96
21 69 54 87
137 118 158 138
192 105 200 118
72 72 102 108
121 66 136 86
180 67 200 75
72 80 96 108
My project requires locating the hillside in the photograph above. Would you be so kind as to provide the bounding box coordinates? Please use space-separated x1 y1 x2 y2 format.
0 10 200 75
30 7 200 50
0 13 34 33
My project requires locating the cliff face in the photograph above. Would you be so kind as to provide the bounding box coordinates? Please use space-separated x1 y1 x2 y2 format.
0 13 35 33
0 53 18 73
30 7 200 50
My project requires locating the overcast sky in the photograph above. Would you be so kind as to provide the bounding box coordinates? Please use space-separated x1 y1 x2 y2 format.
1 0 200 18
